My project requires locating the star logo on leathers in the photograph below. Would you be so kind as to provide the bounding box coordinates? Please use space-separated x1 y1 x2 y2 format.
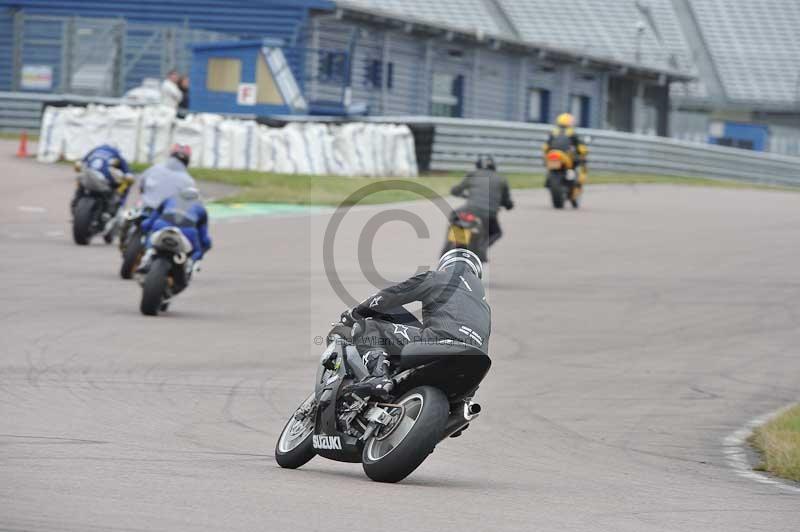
393 324 411 341
370 296 383 308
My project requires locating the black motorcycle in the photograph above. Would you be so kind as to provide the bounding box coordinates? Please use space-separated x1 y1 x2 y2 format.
275 320 491 483
442 208 485 260
119 207 150 280
71 169 123 245
138 226 194 316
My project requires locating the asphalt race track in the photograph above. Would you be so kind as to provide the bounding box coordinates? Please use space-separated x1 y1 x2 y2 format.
1 139 799 531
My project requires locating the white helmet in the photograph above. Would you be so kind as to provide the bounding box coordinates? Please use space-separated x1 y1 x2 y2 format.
437 248 483 279
179 186 200 201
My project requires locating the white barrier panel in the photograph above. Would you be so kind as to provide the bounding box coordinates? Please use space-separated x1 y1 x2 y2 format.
385 124 418 177
283 123 314 175
258 126 294 174
64 105 112 161
200 114 227 169
172 114 206 168
37 106 68 163
136 105 176 165
230 120 260 171
319 124 346 176
37 104 419 177
106 105 141 162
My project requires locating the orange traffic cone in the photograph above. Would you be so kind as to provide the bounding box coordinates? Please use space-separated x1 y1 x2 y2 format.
16 130 29 158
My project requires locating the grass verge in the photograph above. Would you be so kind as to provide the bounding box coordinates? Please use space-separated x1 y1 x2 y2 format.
169 168 793 205
749 405 800 482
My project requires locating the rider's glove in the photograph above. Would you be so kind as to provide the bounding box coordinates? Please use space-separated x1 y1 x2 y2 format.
340 308 359 327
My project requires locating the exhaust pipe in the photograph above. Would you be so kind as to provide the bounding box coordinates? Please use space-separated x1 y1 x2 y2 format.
441 401 481 440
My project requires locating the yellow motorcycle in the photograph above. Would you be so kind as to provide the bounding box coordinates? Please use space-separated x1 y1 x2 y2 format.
544 149 584 209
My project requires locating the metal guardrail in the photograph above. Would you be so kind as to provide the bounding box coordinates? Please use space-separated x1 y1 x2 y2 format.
0 91 125 133
3 95 797 185
368 117 800 186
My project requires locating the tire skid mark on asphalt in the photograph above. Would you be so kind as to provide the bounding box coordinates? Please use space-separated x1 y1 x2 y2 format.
222 378 269 435
722 404 800 494
0 433 108 445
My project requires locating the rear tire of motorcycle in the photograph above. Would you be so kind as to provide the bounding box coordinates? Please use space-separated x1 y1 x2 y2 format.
120 234 144 280
140 258 169 316
362 386 449 483
570 186 581 209
275 395 317 469
549 177 566 210
72 197 95 245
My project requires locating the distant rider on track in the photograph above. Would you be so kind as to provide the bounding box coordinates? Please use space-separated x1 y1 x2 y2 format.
71 143 134 213
138 144 197 211
138 186 212 275
449 155 514 261
542 113 589 188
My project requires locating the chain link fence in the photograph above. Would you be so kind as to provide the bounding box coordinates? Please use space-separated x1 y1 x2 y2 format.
11 13 228 97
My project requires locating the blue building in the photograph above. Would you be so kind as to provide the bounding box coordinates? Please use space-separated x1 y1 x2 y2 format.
0 0 690 132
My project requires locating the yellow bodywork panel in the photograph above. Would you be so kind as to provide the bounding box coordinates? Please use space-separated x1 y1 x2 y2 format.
448 226 472 246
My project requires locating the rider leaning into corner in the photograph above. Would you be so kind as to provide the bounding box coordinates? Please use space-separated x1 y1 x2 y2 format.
138 186 212 276
449 155 514 261
542 113 589 187
338 249 490 399
138 144 197 211
71 143 135 212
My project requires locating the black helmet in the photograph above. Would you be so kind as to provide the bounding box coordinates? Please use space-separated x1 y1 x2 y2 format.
437 248 483 279
475 154 496 171
170 144 192 167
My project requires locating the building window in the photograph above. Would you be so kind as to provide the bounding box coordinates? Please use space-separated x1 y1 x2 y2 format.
365 60 394 89
527 88 550 123
570 94 591 128
256 53 283 105
318 51 347 83
206 58 241 93
431 73 463 117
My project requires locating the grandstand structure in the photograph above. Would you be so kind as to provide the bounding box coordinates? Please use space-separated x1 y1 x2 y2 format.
1 0 798 153
340 0 800 154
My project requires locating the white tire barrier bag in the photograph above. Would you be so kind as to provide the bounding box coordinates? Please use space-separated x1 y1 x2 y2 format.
230 120 260 171
136 105 177 165
64 105 112 162
200 114 232 169
37 106 68 163
106 105 142 162
38 104 419 176
258 126 294 174
283 123 314 175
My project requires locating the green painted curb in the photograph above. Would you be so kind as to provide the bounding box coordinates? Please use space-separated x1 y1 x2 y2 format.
207 203 323 219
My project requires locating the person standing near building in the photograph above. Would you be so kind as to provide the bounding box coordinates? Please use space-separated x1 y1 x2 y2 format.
160 70 183 109
179 76 190 112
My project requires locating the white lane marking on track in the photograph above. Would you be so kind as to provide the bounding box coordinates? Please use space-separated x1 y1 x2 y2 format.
45 230 64 237
18 205 47 213
722 404 800 493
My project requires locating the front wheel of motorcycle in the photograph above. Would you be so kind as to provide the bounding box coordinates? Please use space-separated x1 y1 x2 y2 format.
275 394 317 469
72 197 96 245
140 258 170 316
362 386 449 483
